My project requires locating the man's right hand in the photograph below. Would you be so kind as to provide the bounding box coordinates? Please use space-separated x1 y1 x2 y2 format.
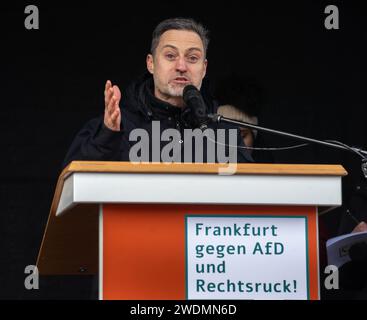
352 221 367 233
104 80 122 131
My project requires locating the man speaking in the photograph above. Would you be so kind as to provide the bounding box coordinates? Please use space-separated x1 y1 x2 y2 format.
63 18 252 167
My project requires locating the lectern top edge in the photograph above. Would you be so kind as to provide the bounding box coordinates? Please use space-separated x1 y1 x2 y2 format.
62 161 347 177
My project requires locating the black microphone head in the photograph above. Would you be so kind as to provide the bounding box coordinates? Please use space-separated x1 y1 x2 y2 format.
183 85 200 103
182 85 208 130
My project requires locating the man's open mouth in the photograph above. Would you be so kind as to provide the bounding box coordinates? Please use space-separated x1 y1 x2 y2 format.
172 77 190 84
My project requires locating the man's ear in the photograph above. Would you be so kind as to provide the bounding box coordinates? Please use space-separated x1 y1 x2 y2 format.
146 54 154 74
202 59 208 78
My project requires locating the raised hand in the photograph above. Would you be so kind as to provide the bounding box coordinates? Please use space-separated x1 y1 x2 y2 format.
104 80 122 131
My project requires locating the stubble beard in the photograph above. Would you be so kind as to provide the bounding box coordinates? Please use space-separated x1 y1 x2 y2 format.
155 80 202 107
165 83 185 97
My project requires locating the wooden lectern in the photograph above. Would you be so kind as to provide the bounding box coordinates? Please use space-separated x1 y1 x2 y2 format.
37 161 347 300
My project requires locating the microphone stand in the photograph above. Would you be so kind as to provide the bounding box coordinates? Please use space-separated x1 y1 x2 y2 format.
208 113 367 179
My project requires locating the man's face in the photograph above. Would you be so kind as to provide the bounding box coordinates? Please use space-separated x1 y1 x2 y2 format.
147 29 207 107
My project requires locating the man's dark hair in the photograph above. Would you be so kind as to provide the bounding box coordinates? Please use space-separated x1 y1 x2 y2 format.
151 18 209 57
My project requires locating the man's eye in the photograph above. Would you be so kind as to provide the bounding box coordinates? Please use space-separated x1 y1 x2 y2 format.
166 54 176 60
188 56 199 63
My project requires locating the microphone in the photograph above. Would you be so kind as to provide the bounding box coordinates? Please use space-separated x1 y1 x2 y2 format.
183 85 209 130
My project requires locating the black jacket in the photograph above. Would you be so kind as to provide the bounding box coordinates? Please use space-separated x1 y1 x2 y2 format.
63 74 253 168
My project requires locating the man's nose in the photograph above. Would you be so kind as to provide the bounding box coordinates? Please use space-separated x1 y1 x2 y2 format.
175 56 188 72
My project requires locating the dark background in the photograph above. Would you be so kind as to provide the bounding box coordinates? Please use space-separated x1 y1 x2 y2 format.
1 1 366 299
